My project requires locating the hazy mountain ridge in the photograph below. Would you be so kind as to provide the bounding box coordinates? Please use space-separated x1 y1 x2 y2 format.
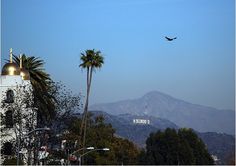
197 132 235 164
90 110 178 145
90 91 235 135
90 111 235 165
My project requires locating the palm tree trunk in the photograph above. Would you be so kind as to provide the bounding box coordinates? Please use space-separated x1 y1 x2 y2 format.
81 67 93 164
79 67 90 144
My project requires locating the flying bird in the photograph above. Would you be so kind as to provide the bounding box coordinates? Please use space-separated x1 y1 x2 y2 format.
165 36 177 41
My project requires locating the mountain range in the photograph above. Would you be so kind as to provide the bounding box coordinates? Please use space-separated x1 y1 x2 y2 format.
90 91 235 135
91 110 178 146
90 111 235 165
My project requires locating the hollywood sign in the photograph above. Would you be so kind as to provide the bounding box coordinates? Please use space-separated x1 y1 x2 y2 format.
133 119 150 125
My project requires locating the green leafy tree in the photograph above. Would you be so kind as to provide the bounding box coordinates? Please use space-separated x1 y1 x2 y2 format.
178 128 214 165
79 49 104 154
48 81 82 129
13 54 50 89
108 137 139 165
142 128 213 165
13 54 55 124
63 114 140 165
46 82 82 155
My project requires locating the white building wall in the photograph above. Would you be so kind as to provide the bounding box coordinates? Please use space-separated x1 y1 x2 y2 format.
0 75 33 164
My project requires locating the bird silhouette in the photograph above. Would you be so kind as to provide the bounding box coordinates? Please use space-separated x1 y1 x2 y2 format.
165 36 177 41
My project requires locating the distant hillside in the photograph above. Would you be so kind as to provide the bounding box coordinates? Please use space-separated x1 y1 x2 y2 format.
90 111 235 165
197 132 235 165
91 111 178 145
90 91 235 135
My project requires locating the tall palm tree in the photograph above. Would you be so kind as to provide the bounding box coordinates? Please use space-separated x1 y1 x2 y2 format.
79 49 104 151
13 54 55 125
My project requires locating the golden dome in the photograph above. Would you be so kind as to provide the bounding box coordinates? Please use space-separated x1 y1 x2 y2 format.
1 63 21 75
20 68 30 80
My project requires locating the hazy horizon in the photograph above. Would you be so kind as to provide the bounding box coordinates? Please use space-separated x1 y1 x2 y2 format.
1 0 235 110
90 90 235 111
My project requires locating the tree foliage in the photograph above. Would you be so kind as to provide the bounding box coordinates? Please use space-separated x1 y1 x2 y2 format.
178 128 214 165
61 113 140 165
1 81 81 165
45 81 82 131
13 54 55 124
79 49 104 151
141 128 214 165
16 53 83 127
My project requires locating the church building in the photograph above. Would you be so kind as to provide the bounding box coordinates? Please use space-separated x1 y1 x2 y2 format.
0 48 33 163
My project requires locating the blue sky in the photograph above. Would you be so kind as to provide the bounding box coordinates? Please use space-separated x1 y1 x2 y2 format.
1 0 235 110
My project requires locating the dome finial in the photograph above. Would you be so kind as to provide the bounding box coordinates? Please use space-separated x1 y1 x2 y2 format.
1 48 21 75
19 54 30 80
10 48 13 63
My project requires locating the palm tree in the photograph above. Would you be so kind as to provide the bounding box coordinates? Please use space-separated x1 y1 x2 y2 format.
13 54 50 87
79 49 104 151
13 54 55 125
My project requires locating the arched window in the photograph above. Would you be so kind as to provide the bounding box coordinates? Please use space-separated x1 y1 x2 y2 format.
2 142 13 155
5 110 13 128
5 90 14 103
